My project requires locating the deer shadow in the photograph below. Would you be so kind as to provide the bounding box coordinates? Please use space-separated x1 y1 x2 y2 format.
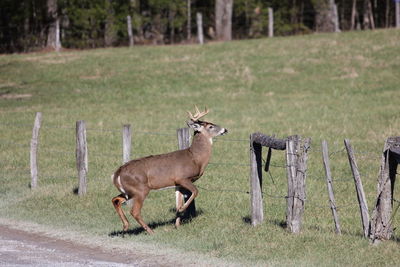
242 216 287 229
109 209 204 237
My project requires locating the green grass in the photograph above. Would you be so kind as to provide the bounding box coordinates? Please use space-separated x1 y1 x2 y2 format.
1 29 400 265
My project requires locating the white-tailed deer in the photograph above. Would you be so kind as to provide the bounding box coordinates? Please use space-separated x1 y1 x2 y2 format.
111 106 228 234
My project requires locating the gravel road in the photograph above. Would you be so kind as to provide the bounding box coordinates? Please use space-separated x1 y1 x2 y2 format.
0 224 148 266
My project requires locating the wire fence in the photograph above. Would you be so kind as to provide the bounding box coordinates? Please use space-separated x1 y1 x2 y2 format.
1 117 398 235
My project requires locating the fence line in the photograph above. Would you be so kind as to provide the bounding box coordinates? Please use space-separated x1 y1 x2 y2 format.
2 115 398 239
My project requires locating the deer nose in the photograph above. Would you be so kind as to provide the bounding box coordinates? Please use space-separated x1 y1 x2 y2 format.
221 128 228 135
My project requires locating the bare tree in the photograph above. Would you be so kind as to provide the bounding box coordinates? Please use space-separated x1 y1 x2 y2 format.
363 0 375 29
215 0 233 41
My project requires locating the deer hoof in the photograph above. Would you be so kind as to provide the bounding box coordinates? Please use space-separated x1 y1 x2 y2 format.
175 217 181 228
146 228 154 235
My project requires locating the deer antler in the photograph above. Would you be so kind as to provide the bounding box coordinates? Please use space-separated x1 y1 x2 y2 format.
187 105 209 121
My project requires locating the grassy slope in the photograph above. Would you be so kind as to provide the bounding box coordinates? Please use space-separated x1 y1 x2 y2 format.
1 29 400 265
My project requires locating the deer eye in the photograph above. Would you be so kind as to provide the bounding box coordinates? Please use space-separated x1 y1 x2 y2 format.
209 125 214 129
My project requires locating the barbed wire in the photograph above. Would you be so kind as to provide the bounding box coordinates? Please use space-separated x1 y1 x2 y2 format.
3 121 400 226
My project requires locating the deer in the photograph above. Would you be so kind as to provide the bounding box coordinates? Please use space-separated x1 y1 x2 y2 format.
111 106 228 234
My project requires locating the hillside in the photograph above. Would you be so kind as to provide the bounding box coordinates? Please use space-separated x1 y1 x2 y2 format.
1 29 400 265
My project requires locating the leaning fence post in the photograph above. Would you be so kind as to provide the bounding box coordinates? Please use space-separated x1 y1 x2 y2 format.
76 120 88 196
176 127 195 225
30 112 42 189
122 124 132 164
344 139 369 238
322 140 341 234
250 133 263 226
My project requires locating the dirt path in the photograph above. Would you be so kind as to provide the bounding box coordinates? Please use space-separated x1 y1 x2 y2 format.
0 224 155 266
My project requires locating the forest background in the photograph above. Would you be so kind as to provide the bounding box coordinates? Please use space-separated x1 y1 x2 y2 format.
1 0 399 53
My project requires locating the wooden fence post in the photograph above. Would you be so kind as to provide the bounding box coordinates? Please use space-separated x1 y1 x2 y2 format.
344 139 369 238
196 12 204 45
268 8 274 37
76 120 88 196
370 137 400 243
321 140 341 234
286 135 310 233
176 127 195 225
122 124 132 164
30 112 42 189
250 133 264 226
127 15 134 47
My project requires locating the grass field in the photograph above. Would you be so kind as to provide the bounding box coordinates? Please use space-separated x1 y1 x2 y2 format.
1 29 400 266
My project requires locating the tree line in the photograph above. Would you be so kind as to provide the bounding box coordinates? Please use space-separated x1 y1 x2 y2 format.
0 0 399 53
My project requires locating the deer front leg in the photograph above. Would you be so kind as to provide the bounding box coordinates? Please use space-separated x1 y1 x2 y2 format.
112 194 130 231
175 188 184 227
176 179 198 213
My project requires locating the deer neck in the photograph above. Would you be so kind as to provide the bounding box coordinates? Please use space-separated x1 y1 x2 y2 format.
189 132 212 166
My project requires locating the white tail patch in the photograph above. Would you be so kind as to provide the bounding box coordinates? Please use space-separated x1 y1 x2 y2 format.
116 175 126 195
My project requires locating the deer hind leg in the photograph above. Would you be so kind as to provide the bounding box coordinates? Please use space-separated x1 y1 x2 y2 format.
112 194 130 231
130 192 154 234
176 179 198 213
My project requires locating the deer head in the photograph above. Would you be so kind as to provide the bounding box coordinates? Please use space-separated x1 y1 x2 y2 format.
186 106 228 142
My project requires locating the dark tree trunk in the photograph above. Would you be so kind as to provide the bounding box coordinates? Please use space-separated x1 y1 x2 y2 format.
215 0 233 41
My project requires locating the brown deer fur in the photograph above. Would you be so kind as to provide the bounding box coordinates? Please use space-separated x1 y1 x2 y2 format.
111 109 227 234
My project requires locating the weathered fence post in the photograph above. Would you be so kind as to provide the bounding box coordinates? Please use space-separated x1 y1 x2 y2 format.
286 135 310 233
175 127 195 225
76 120 88 196
344 139 369 238
127 15 134 47
30 112 42 189
196 12 204 45
250 133 264 226
122 124 132 164
321 140 341 234
370 137 400 243
268 7 274 37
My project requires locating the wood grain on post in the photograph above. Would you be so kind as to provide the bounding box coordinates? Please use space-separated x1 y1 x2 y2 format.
30 112 42 189
290 136 310 233
344 139 369 238
285 135 309 233
250 133 264 226
322 140 341 234
285 136 296 231
76 120 88 196
176 127 195 224
370 137 400 243
122 124 132 164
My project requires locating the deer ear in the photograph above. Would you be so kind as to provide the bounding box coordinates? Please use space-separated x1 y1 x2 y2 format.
187 120 203 131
